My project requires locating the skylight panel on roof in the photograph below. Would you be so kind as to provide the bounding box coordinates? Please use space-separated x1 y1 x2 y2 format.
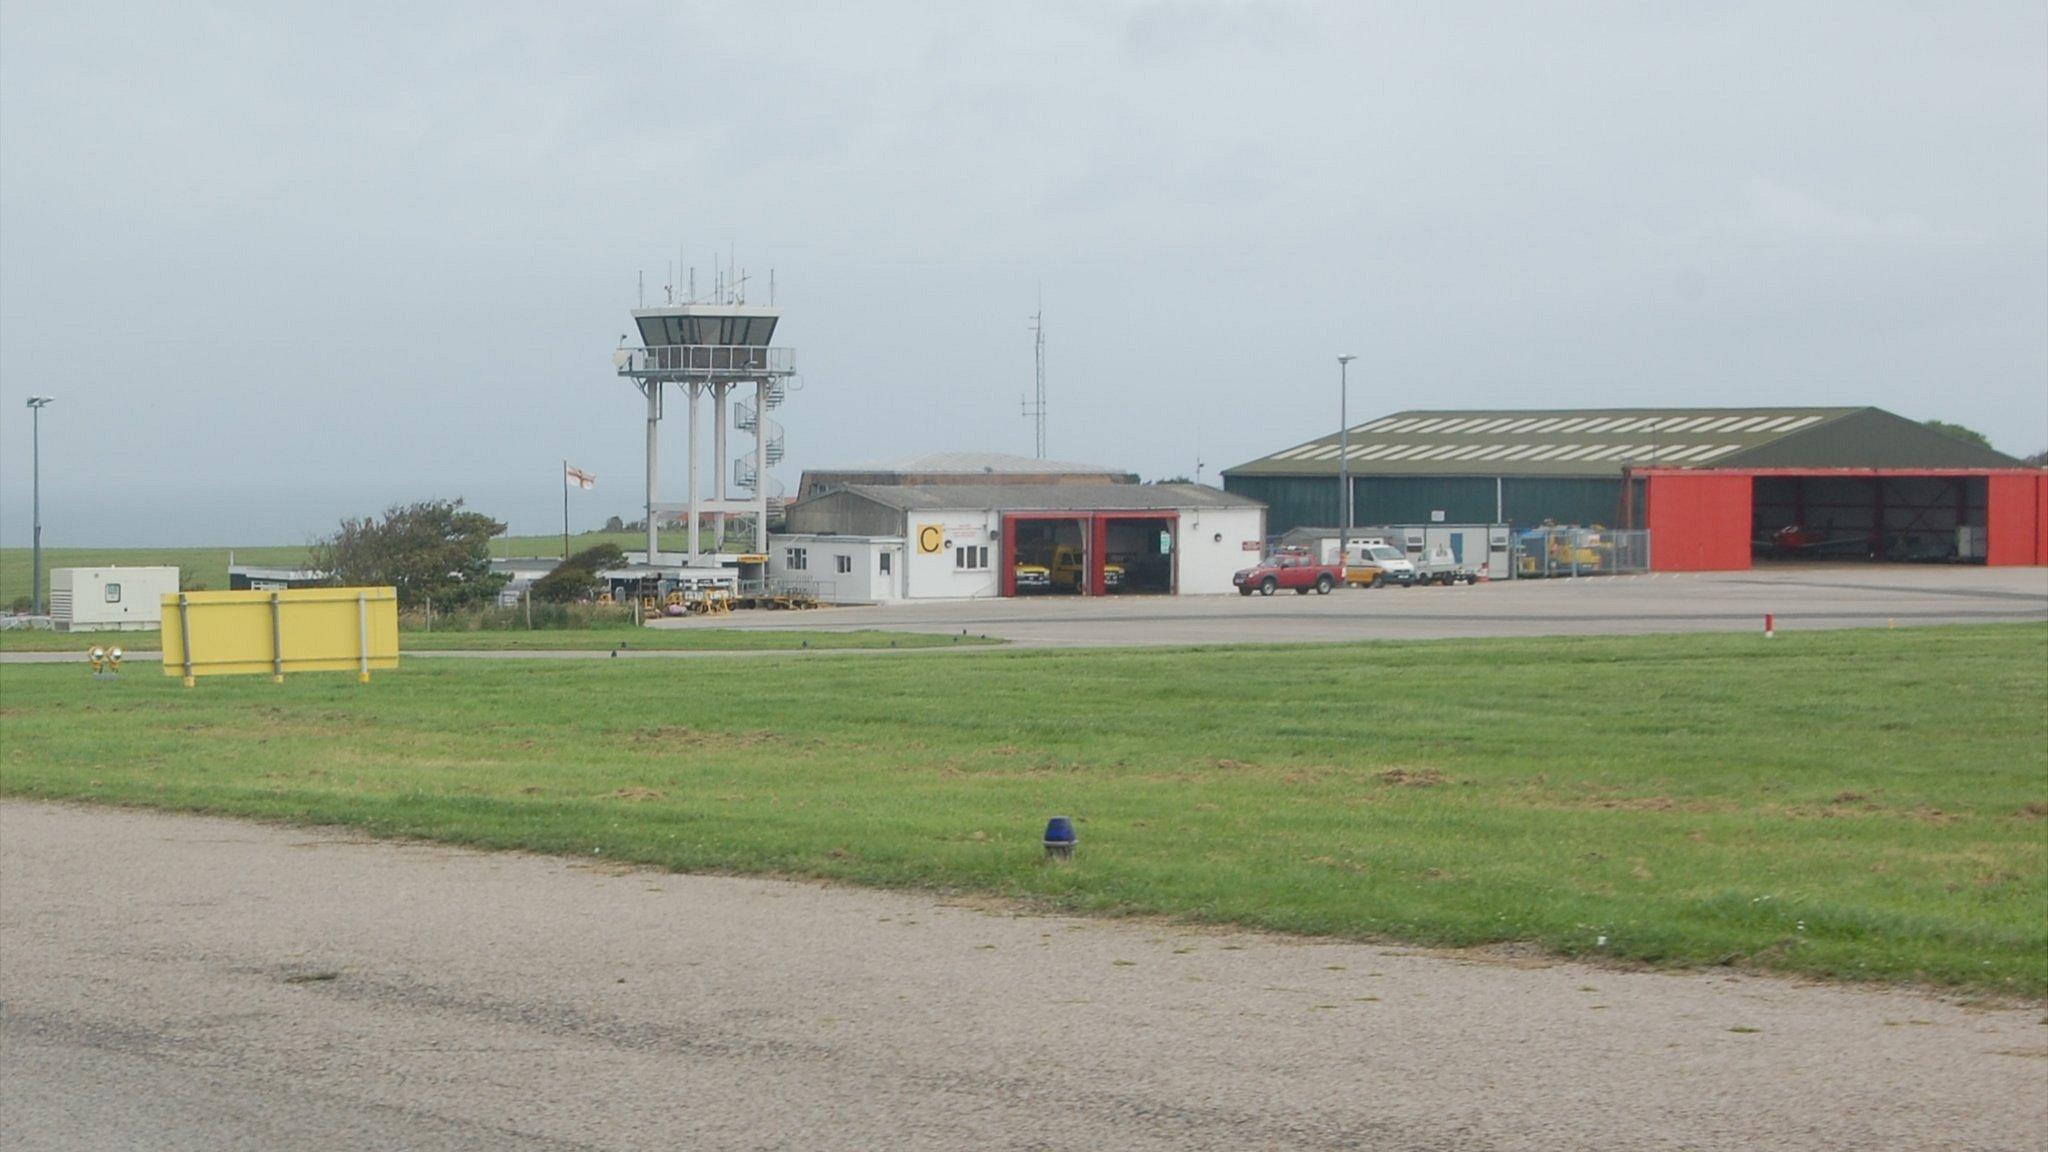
1358 417 1403 432
1269 445 1322 461
1379 445 1431 460
1524 444 1579 460
1695 444 1745 461
1696 417 1745 433
1662 417 1711 433
1577 418 1626 434
1471 444 1517 460
1603 444 1646 460
1409 418 1459 433
1781 415 1826 431
1720 417 1767 432
1496 419 1540 434
1441 418 1492 433
1660 444 1717 462
1554 444 1610 461
1747 416 1796 433
1523 418 1568 433
1548 418 1595 433
1354 444 1401 460
1403 445 1458 461
1498 445 1546 460
1612 417 1660 434
1464 418 1514 434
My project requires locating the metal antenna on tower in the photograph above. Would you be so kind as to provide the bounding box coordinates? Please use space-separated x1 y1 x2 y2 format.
1021 303 1047 459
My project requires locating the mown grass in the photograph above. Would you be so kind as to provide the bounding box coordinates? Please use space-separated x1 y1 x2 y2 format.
3 625 2043 994
0 532 643 605
0 627 990 653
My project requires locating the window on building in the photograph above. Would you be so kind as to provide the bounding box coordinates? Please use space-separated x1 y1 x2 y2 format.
785 547 807 571
878 552 892 574
835 554 853 574
104 583 122 603
955 545 989 571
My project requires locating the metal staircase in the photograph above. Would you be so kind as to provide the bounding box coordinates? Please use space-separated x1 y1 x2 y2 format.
733 382 787 512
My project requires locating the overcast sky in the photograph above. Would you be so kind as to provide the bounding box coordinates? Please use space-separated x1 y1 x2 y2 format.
3 1 2043 546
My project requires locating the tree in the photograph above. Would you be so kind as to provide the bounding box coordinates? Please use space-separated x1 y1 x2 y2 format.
2024 449 2048 468
1148 475 1194 485
603 515 625 532
529 543 625 603
314 499 508 610
1924 420 1992 449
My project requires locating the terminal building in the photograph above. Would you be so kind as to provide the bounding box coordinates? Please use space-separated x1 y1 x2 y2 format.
1224 406 2045 570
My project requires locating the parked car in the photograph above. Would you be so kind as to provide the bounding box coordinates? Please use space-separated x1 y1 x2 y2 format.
1343 542 1417 588
1013 557 1052 591
1233 549 1341 596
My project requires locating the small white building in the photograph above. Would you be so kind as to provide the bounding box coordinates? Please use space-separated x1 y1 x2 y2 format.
772 483 1266 601
49 566 180 631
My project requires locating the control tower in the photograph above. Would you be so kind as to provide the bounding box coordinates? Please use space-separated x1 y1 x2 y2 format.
613 300 795 564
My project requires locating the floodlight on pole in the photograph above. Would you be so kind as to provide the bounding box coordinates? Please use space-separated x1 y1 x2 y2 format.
26 397 53 616
1336 357 1356 539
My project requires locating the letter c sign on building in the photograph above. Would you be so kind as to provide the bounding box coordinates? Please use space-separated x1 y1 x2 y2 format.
916 524 944 555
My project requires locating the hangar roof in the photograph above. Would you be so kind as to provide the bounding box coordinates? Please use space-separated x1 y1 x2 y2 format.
810 483 1261 513
1225 406 2021 478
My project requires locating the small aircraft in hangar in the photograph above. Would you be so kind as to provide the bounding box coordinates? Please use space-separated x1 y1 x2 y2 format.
1753 525 1873 558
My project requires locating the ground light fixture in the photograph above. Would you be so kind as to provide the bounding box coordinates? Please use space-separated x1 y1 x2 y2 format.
1043 815 1077 861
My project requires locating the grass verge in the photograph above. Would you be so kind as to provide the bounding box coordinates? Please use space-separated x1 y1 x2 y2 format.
3 624 2042 994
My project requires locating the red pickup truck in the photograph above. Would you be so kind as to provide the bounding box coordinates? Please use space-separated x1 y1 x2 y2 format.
1233 549 1342 596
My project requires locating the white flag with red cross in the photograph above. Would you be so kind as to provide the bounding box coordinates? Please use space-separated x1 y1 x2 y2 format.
565 464 595 490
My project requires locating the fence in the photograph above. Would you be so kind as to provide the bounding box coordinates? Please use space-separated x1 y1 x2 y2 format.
1512 528 1651 578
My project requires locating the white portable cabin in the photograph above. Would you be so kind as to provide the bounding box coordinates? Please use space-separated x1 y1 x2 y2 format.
49 566 180 631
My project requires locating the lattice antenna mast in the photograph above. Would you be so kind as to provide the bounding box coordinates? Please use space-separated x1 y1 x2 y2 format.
1021 305 1047 459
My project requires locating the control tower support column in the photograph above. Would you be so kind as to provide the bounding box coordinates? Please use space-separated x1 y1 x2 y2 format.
643 382 661 561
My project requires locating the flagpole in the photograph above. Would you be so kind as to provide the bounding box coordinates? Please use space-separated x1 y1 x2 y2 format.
562 459 571 560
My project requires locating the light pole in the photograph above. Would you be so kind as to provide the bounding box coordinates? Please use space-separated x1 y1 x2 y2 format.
26 396 53 616
1336 356 1356 539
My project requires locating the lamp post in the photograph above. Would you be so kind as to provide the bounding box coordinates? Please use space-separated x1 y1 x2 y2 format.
26 396 53 616
1336 356 1356 539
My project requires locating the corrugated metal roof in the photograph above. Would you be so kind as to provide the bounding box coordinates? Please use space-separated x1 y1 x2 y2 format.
817 483 1263 513
1227 407 1888 477
835 451 1123 475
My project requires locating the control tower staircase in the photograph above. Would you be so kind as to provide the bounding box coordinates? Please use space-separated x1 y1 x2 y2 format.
733 379 787 514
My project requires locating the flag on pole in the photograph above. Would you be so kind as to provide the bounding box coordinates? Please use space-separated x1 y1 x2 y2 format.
565 464 596 490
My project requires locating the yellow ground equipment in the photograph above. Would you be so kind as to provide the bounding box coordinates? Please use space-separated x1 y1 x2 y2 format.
161 587 398 686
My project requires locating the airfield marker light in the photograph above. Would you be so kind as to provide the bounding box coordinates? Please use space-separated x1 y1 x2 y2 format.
88 647 105 673
108 647 123 672
1043 815 1077 862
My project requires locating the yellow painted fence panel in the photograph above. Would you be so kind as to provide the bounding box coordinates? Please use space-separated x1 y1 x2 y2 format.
160 587 399 682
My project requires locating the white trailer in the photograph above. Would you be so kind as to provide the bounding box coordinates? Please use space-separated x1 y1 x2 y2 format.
49 566 180 631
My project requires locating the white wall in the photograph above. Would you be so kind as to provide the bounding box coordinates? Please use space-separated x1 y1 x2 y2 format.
901 510 1002 599
768 535 906 603
51 566 180 630
1172 507 1267 594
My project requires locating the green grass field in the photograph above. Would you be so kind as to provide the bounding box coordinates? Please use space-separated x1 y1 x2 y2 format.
0 532 645 606
0 626 989 653
4 625 2043 994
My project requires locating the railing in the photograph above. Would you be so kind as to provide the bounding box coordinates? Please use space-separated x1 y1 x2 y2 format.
615 345 795 378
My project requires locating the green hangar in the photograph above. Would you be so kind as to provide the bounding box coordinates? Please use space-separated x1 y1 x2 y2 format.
1222 406 2042 569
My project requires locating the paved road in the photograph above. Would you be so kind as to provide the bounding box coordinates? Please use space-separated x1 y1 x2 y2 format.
3 802 2041 1151
8 566 2041 664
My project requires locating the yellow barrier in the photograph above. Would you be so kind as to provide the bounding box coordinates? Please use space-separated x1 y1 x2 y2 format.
160 587 399 686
